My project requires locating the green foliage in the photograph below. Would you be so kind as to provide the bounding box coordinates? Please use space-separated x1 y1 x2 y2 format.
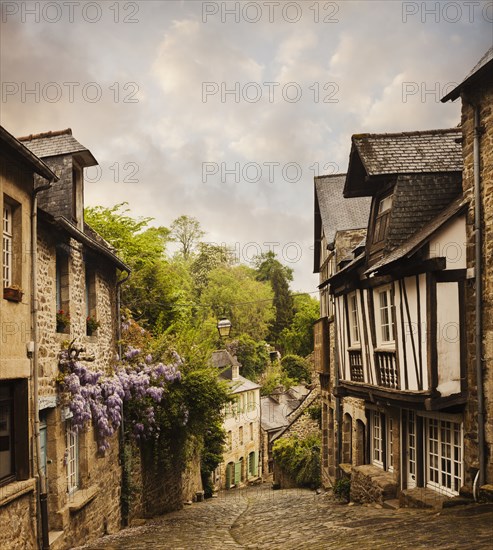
201 421 226 498
226 334 270 381
254 252 294 346
190 242 236 297
279 294 319 357
307 403 322 427
281 354 312 384
333 477 351 502
200 264 275 340
272 435 321 488
260 360 295 396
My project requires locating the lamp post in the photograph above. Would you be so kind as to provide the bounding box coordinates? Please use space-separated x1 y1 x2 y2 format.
217 317 232 339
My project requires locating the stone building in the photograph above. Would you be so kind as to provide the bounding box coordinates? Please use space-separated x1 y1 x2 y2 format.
212 350 261 489
313 174 370 487
442 46 493 496
260 384 312 480
314 128 481 506
0 125 58 550
17 128 129 549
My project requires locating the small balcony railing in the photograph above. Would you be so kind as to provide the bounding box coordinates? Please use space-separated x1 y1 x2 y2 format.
348 350 364 382
375 350 398 389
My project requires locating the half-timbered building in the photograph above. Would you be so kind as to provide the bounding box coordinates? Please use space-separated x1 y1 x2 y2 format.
318 128 477 505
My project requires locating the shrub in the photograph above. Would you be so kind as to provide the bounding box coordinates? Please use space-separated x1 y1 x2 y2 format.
333 477 351 502
272 435 321 488
280 354 312 384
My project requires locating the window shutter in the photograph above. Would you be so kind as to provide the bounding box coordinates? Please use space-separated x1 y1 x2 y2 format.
234 461 241 484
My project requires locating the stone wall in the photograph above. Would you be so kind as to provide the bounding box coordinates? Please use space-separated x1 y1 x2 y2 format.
36 225 122 549
460 77 493 486
0 484 37 550
350 465 397 505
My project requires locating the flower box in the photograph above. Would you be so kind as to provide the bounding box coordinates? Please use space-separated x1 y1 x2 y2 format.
3 286 23 302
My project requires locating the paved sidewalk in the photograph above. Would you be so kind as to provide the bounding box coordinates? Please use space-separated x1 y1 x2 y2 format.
76 484 493 549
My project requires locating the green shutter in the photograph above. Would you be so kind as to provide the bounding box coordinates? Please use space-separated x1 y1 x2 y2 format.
253 451 258 476
234 461 241 484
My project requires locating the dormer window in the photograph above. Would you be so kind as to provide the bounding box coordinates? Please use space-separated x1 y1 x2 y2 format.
373 194 393 244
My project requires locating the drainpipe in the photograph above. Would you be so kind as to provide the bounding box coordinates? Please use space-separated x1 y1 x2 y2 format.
333 299 342 480
116 270 130 525
31 181 55 550
473 105 485 490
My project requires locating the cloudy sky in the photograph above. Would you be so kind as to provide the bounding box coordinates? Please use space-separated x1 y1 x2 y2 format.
1 0 491 291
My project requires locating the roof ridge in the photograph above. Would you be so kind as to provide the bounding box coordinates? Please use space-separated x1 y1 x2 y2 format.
18 128 72 141
314 173 347 179
352 128 460 140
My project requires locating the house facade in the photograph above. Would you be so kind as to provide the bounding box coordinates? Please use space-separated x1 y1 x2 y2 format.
313 174 370 487
212 350 261 489
0 126 57 550
442 46 493 494
1 127 129 550
315 128 481 505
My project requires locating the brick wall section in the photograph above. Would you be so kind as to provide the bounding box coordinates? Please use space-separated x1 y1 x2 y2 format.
460 78 493 485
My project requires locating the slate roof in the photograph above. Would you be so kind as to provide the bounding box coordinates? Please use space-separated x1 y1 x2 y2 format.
211 350 241 369
350 128 462 177
0 125 57 181
366 195 468 275
315 175 371 244
230 375 261 394
441 46 493 102
18 128 97 166
384 172 463 253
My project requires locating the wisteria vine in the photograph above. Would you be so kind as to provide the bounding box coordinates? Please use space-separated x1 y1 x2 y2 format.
58 341 183 454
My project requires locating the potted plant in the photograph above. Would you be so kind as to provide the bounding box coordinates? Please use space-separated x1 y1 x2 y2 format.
56 310 70 333
3 284 23 302
86 315 100 336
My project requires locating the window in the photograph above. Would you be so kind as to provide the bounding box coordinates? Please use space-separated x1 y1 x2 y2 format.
239 426 243 446
0 385 13 482
373 194 392 244
56 248 70 332
371 411 384 468
426 418 462 496
377 287 394 344
248 451 258 477
247 391 255 412
227 430 232 450
349 293 360 346
387 417 394 473
249 422 254 441
0 381 29 486
2 203 12 288
66 420 79 495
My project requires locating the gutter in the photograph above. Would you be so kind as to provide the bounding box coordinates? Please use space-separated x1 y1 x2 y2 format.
473 105 485 490
31 180 57 550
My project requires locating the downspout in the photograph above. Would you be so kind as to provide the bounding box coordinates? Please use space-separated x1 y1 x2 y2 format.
333 294 342 479
116 270 130 526
32 181 55 550
473 105 485 490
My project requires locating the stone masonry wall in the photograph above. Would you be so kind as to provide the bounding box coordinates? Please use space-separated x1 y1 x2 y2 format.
36 226 122 549
0 489 37 550
460 78 493 486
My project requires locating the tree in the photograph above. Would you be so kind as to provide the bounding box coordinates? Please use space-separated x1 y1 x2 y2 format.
254 252 294 346
279 294 319 357
200 264 275 341
190 242 235 297
281 354 312 384
226 334 270 381
170 215 205 260
84 203 192 330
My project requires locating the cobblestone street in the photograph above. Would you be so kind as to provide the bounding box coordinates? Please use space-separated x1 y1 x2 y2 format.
77 484 493 550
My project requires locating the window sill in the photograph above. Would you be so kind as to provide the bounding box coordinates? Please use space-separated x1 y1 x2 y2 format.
0 478 36 507
68 485 99 513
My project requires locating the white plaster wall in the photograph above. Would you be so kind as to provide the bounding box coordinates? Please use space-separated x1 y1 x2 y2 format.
427 215 467 270
436 282 461 396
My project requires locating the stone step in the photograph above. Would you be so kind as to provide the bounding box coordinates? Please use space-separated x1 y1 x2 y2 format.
48 530 64 550
383 499 400 510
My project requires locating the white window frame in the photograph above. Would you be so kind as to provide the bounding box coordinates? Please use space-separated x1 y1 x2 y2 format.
407 410 417 488
2 204 13 288
387 416 394 473
370 411 384 469
425 417 462 496
348 292 360 346
376 286 394 346
66 420 79 495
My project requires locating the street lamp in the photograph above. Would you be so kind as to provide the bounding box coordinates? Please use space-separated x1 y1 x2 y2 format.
217 317 232 338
